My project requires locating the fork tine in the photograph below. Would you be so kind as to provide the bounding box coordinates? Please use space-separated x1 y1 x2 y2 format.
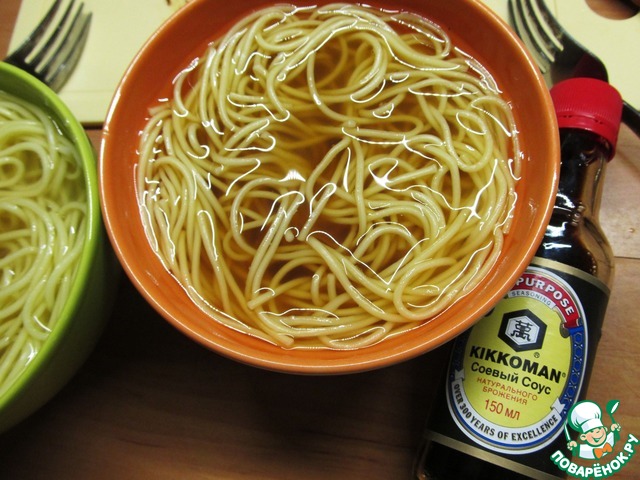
45 10 92 91
518 0 556 63
6 0 63 60
529 0 609 83
527 0 563 54
508 0 551 74
28 0 79 68
5 0 91 92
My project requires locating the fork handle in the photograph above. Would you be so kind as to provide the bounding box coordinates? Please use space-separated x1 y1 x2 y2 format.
622 102 640 139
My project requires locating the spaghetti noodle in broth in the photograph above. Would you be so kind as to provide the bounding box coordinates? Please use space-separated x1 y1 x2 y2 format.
137 3 521 349
0 91 86 394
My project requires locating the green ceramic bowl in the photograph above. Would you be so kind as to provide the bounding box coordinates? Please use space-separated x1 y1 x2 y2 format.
0 62 117 433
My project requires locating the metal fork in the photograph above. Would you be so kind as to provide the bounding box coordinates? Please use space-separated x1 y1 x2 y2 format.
4 0 92 92
509 0 640 137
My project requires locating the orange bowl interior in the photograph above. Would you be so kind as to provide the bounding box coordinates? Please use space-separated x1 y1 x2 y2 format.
100 0 559 374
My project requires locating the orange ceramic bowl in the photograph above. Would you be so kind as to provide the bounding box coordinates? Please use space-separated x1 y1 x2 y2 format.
100 0 559 373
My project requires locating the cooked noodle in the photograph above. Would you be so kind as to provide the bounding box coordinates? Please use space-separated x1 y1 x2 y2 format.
0 91 86 394
137 3 521 349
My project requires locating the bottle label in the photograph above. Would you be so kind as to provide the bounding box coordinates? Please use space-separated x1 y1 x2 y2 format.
446 261 601 455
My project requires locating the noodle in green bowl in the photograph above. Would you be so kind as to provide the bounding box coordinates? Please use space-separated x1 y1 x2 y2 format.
0 62 117 433
101 0 559 373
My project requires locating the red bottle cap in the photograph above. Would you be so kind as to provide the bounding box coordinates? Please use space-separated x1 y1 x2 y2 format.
550 78 623 159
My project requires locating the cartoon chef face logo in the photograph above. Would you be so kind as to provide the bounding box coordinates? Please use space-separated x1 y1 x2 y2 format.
566 400 621 460
551 399 639 477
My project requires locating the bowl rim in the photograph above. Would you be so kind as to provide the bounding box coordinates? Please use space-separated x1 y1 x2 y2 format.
0 62 101 402
99 0 560 374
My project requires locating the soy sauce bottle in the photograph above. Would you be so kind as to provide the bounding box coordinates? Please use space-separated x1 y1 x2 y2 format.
413 78 623 479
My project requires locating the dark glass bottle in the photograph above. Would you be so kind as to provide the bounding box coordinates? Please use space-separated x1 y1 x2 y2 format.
413 78 623 480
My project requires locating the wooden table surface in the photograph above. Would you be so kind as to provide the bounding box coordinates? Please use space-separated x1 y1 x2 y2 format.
1 1 639 478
